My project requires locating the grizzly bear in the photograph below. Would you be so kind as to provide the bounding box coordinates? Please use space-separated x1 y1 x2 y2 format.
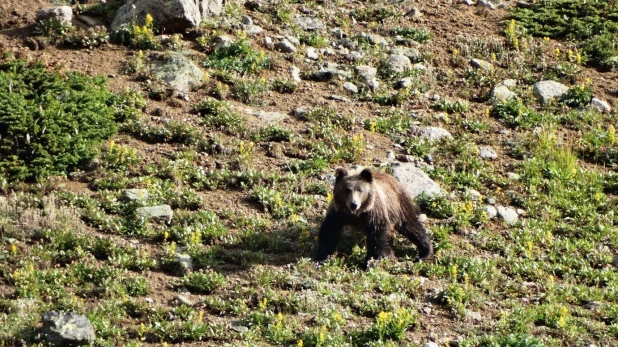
314 166 433 267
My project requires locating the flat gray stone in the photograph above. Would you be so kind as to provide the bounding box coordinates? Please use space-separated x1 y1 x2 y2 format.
355 65 377 80
343 82 358 93
250 110 289 125
289 66 301 82
151 52 204 94
243 24 263 36
391 47 422 63
483 205 497 219
478 146 498 160
591 98 612 113
533 80 568 104
296 16 323 31
123 189 150 202
491 85 516 102
135 205 173 222
306 47 319 60
36 6 73 24
470 58 492 70
275 39 297 53
410 126 454 142
391 162 441 199
41 311 95 346
496 205 518 225
385 54 412 73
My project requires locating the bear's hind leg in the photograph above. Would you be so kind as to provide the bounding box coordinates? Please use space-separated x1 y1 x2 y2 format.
397 217 433 260
365 222 395 265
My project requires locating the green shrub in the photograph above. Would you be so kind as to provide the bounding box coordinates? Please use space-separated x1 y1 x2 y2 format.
0 60 123 182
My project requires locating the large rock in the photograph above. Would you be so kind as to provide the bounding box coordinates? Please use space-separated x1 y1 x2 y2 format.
36 6 73 24
391 162 441 199
151 52 204 94
136 205 174 222
41 311 95 346
533 80 568 104
496 205 518 225
384 54 412 73
111 0 223 32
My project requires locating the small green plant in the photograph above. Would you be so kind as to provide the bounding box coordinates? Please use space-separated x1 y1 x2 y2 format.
490 98 544 129
203 39 271 75
391 27 432 43
178 270 225 294
577 125 618 165
560 81 593 107
368 308 416 341
33 18 75 43
300 33 330 48
433 99 469 114
272 79 298 94
111 13 160 50
233 77 270 105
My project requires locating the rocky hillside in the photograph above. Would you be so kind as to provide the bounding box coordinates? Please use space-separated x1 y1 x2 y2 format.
0 0 617 346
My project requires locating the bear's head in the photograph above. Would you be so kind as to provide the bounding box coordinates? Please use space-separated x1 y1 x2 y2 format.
333 167 376 214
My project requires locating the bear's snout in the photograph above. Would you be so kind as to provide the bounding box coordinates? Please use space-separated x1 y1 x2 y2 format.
349 202 359 210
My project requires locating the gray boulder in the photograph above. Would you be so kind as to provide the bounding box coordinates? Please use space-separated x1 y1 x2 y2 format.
123 189 150 202
491 85 516 102
111 0 223 32
391 162 441 199
496 205 518 225
136 205 174 222
533 80 568 104
151 52 204 94
410 126 453 142
296 16 324 31
41 311 95 346
385 54 412 73
171 253 193 276
36 6 73 24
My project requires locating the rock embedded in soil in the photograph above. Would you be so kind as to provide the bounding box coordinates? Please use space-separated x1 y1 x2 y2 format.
533 80 568 104
496 205 518 225
409 126 454 142
591 98 612 113
483 205 498 219
424 343 439 347
470 58 492 70
111 0 223 32
243 24 263 36
306 47 319 60
343 82 358 93
36 6 73 24
391 47 422 63
135 205 174 222
150 52 204 94
41 311 95 346
478 146 498 160
390 162 441 199
123 189 150 202
385 54 412 73
289 66 301 82
296 16 324 31
171 253 193 276
491 85 516 102
275 39 297 53
250 110 289 125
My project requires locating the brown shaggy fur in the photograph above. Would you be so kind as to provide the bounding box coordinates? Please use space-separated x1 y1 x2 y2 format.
314 167 433 266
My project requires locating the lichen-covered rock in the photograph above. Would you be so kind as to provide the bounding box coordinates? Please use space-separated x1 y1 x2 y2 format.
36 6 73 24
390 162 441 199
533 80 568 104
41 311 95 346
150 52 204 94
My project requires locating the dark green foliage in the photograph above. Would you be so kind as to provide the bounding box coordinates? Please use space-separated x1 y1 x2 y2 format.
0 60 121 182
202 39 271 75
509 0 618 68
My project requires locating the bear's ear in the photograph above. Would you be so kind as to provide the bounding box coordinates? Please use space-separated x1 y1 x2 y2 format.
360 168 373 182
335 168 348 183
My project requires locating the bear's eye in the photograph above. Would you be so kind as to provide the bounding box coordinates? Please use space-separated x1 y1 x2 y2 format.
344 187 353 193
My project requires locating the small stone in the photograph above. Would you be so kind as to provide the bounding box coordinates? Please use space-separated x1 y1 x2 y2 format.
424 343 439 347
483 205 498 219
366 79 380 92
292 107 307 118
252 110 289 125
36 6 73 24
506 172 521 180
171 253 193 276
231 325 250 333
496 205 519 225
410 126 454 142
485 197 496 205
275 39 296 53
407 7 423 19
328 95 351 102
491 85 516 102
477 0 496 9
516 1 533 8
306 47 319 60
144 297 154 304
465 188 482 201
465 310 482 322
264 36 274 49
386 151 396 160
343 82 358 93
135 205 173 223
296 16 323 31
213 35 234 50
584 301 601 310
368 34 387 46
478 146 498 160
355 65 377 79
241 15 253 25
424 154 434 164
516 208 527 216
503 79 517 88
418 214 428 223
346 51 364 61
394 77 413 89
331 28 345 39
243 24 263 36
289 66 301 82
533 80 569 104
123 189 150 202
385 54 412 73
591 98 612 113
470 58 492 70
463 0 475 5
175 294 194 306
41 311 95 346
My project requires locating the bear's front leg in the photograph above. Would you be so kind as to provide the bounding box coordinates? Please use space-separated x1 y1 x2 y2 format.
364 221 395 266
314 208 348 262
